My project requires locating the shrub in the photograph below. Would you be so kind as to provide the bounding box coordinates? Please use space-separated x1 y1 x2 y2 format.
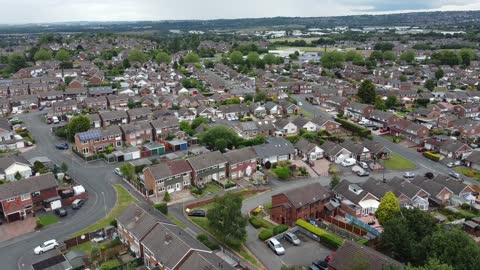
296 219 344 249
36 220 44 229
249 217 262 228
335 118 371 138
423 151 441 161
163 192 171 202
273 224 288 235
274 166 292 180
109 219 118 228
224 181 236 189
258 229 273 241
154 203 168 215
196 234 220 250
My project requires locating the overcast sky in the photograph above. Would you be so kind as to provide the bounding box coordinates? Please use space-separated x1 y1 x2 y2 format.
0 0 479 24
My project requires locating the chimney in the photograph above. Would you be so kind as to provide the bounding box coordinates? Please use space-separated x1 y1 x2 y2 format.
164 233 172 245
134 208 142 221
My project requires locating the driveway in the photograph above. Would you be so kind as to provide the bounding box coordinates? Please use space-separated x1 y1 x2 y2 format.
0 217 36 242
290 160 318 177
311 159 331 176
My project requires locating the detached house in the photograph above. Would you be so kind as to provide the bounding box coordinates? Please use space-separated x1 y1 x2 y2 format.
411 176 454 205
291 117 317 132
253 137 295 165
223 147 258 179
187 151 228 187
333 179 380 216
295 138 324 161
0 155 32 181
143 160 193 198
274 119 298 136
271 183 331 227
390 120 429 144
311 116 342 133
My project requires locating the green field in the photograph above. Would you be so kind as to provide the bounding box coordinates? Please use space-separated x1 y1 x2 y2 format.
270 37 320 44
383 153 416 170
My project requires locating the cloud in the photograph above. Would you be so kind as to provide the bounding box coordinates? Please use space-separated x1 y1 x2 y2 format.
0 0 478 24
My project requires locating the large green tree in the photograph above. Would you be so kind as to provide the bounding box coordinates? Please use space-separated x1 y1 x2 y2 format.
66 115 91 142
8 53 28 72
229 51 244 65
247 51 260 66
406 259 454 270
321 51 345 69
199 126 241 152
435 68 444 80
55 49 71 62
263 53 276 65
128 49 148 63
424 79 436 91
400 51 416 64
375 191 400 225
34 48 52 62
207 192 247 248
357 80 377 104
120 163 135 181
183 52 200 63
155 51 171 64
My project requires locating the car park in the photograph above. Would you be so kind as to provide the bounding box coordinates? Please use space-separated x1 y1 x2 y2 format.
54 208 67 217
403 172 416 179
449 172 462 180
188 209 206 217
55 143 69 150
71 199 85 210
284 232 301 246
267 238 285 255
34 239 59 254
357 170 370 177
341 158 356 167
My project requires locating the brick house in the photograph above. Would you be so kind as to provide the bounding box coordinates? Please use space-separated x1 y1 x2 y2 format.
411 176 454 205
453 103 480 118
37 91 64 107
8 84 29 96
74 126 123 157
271 183 331 226
311 116 342 133
187 151 228 187
368 110 399 128
143 159 192 198
437 113 458 128
223 147 258 179
390 120 429 144
83 96 108 112
333 179 380 217
107 95 129 110
127 107 153 123
120 121 153 146
99 110 128 127
0 173 58 222
150 116 179 140
344 102 374 120
49 100 79 117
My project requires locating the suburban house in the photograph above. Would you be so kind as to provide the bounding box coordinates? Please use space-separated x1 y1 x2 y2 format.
333 179 380 217
344 102 374 119
99 110 129 127
120 121 153 146
291 117 317 132
389 119 429 144
83 96 108 111
278 100 299 115
453 103 480 118
253 137 295 165
387 177 430 210
187 151 228 187
0 118 25 150
433 174 475 203
107 95 129 110
274 119 298 136
411 176 454 205
466 151 480 170
175 107 196 121
311 116 342 133
368 110 399 128
127 107 153 122
74 126 123 157
328 240 403 270
150 116 180 140
50 100 78 117
143 159 192 198
0 155 32 181
0 173 58 222
271 183 331 226
223 147 258 179
295 138 324 162
319 141 352 164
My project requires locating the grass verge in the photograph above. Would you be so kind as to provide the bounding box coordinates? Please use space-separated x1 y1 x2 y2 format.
72 184 139 237
37 214 59 227
383 153 416 170
454 167 480 181
167 213 187 229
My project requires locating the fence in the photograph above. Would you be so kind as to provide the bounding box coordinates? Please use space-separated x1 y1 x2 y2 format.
318 214 368 237
64 227 117 249
345 213 381 237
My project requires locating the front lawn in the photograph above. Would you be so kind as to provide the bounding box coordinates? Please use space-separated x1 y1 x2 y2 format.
69 241 93 256
454 167 480 181
383 153 416 170
72 184 139 237
37 214 59 227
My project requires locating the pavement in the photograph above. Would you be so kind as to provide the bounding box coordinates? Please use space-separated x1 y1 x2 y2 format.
0 111 119 270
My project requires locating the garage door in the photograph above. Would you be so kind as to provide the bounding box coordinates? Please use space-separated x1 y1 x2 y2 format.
7 212 21 222
278 155 289 161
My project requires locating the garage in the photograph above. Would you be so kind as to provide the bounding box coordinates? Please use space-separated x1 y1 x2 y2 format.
278 155 289 162
7 212 21 222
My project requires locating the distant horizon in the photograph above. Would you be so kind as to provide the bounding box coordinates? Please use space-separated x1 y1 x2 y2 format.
0 0 479 25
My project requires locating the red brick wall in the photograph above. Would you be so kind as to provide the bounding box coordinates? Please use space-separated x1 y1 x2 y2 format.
228 161 257 178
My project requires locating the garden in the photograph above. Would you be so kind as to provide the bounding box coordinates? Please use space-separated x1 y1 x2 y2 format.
270 161 309 180
382 153 416 170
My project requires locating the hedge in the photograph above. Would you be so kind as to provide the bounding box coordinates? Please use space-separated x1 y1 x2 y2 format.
335 118 371 138
259 229 273 241
249 217 275 229
273 224 289 235
154 203 168 215
423 151 441 162
296 219 344 249
196 234 220 250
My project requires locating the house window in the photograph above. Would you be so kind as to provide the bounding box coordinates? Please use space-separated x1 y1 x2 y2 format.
6 198 15 202
183 180 189 186
144 258 151 269
83 148 89 154
157 179 164 185
32 191 40 197
159 187 165 192
21 194 30 201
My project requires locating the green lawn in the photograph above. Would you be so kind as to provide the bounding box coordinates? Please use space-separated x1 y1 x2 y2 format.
167 213 187 229
100 258 122 269
69 241 93 256
455 167 480 181
203 183 222 194
37 214 59 227
299 109 313 119
383 153 416 170
72 184 139 237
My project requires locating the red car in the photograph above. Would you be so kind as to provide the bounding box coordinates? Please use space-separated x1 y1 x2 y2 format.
416 147 427 152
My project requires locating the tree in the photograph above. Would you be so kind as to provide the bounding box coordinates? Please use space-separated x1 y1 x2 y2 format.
183 52 200 63
55 49 71 62
274 166 292 180
383 51 396 61
207 193 247 248
374 42 394 51
385 96 398 109
321 51 345 69
263 53 276 65
14 171 22 181
60 162 68 173
330 174 340 189
179 121 194 136
247 51 260 66
163 191 171 202
435 68 444 80
424 79 436 91
399 74 407 82
33 48 52 62
155 51 171 64
375 96 387 111
122 58 131 69
229 51 244 65
199 126 241 151
254 92 268 102
8 53 27 72
128 49 148 63
375 191 400 225
120 163 135 181
406 259 454 270
191 117 209 130
65 115 90 141
357 80 376 104
204 60 215 69
400 51 416 64
459 49 475 66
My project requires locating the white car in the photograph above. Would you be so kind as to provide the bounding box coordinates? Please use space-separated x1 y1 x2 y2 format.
284 232 301 246
267 238 285 255
341 158 356 167
114 168 122 176
34 239 59 254
403 172 416 179
298 102 303 106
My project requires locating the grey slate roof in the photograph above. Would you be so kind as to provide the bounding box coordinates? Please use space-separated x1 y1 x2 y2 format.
388 177 427 199
411 176 449 197
0 155 30 173
0 173 57 200
276 182 330 208
253 137 295 159
177 250 235 270
223 147 258 165
333 179 369 205
187 151 227 171
116 204 158 240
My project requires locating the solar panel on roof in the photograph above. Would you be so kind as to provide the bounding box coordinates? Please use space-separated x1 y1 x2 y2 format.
78 129 102 141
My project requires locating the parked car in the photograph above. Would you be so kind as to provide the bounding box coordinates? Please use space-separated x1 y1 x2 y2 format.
91 236 106 243
403 172 416 179
284 232 301 245
449 172 462 180
454 160 462 166
357 170 370 177
34 239 59 254
55 143 69 150
416 147 427 153
114 168 122 176
341 158 356 167
54 208 67 217
372 126 379 131
313 260 329 270
358 162 369 170
266 238 285 255
47 118 53 124
71 199 85 210
188 209 206 217
380 128 389 133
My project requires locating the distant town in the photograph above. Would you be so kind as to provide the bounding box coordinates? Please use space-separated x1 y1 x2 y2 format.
1 9 480 270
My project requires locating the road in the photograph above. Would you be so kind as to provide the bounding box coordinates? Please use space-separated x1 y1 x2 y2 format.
0 112 119 270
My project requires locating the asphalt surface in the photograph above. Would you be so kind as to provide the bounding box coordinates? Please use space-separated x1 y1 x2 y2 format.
0 112 119 270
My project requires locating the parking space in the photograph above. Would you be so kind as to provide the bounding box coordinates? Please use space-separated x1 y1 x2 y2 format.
311 159 331 176
277 232 332 268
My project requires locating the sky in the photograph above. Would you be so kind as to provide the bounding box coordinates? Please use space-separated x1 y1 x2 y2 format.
0 0 479 24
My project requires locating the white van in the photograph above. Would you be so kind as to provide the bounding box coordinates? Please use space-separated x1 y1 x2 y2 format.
52 116 59 124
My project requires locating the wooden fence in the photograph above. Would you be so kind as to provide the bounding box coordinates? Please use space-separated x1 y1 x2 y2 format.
319 213 368 237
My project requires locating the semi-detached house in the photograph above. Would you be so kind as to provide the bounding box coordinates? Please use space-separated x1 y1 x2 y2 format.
187 151 227 187
143 159 192 198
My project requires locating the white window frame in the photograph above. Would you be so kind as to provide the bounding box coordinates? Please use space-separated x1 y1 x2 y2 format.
21 194 30 201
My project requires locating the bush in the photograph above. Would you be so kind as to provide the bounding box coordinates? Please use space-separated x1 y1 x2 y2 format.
163 192 171 202
109 219 118 228
273 224 288 235
249 217 262 228
224 181 236 189
335 118 371 138
154 203 168 215
259 229 273 241
36 220 44 229
274 166 292 180
296 219 344 249
197 234 220 250
423 151 441 161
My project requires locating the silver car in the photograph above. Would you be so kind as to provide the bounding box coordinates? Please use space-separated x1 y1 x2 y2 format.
267 238 285 255
284 232 301 245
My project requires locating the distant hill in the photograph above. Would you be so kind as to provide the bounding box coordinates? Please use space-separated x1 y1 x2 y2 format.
0 10 479 34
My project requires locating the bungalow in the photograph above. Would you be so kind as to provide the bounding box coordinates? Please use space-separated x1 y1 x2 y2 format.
390 120 429 144
121 121 153 146
278 100 299 115
411 176 454 205
368 110 399 128
223 147 258 179
271 183 331 226
265 101 281 116
291 117 317 132
143 159 192 198
0 118 25 150
0 155 32 181
466 151 480 170
438 140 473 160
0 173 58 222
295 138 324 161
409 108 440 129
196 105 214 119
333 179 380 217
175 107 196 122
274 119 298 136
388 177 429 210
433 174 475 203
253 137 295 165
311 116 342 133
187 151 228 187
319 141 352 164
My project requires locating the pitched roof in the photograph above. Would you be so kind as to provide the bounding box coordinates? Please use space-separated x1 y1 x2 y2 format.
146 160 192 180
295 138 317 153
116 204 158 240
333 179 370 205
0 173 57 200
329 240 403 270
411 176 450 197
187 151 227 171
388 177 427 199
276 182 330 208
253 137 295 159
223 147 257 165
0 155 30 173
433 174 470 195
